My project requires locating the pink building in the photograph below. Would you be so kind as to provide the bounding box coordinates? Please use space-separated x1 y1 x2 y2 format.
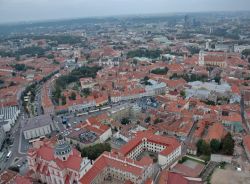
27 135 92 184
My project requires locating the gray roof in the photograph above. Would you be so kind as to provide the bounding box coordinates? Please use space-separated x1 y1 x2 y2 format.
22 115 53 131
0 106 19 121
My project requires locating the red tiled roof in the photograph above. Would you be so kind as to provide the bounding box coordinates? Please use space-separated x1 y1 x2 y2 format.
30 140 83 172
206 122 225 141
15 175 32 184
119 131 180 157
158 170 188 184
221 113 242 122
79 151 152 184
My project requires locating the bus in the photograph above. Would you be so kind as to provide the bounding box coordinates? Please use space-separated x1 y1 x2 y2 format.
76 112 88 117
6 151 12 159
28 136 45 144
89 109 99 113
101 106 111 110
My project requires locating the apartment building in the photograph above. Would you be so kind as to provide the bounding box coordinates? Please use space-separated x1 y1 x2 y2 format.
119 132 182 168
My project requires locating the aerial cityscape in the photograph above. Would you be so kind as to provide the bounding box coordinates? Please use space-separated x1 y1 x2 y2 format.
0 1 250 184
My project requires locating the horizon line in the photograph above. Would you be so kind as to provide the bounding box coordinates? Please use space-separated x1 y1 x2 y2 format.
0 10 250 26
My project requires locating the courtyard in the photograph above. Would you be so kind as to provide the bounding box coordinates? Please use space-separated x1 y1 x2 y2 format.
211 165 250 184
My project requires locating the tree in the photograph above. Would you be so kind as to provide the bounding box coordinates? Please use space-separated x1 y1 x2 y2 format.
127 49 162 59
196 139 211 155
180 90 186 98
81 143 111 160
151 67 169 75
196 139 204 155
210 139 221 153
16 46 48 57
121 117 130 125
221 132 234 155
61 95 66 105
214 76 221 84
154 118 163 124
47 54 55 59
141 76 152 85
82 88 91 97
242 49 250 57
144 76 150 81
15 55 20 61
145 116 151 123
188 46 200 55
243 82 249 86
13 64 26 71
69 92 76 100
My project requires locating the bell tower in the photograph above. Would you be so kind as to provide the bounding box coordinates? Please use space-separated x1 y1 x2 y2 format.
198 51 205 66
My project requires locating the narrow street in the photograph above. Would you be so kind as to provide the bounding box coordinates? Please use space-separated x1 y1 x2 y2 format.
240 95 249 133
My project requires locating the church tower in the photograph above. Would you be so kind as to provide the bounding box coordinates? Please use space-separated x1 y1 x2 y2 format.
198 51 205 66
54 134 72 161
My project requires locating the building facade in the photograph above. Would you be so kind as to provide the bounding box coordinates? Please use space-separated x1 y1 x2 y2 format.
22 115 56 140
198 51 227 68
27 136 92 184
79 152 154 184
0 126 6 149
119 132 182 168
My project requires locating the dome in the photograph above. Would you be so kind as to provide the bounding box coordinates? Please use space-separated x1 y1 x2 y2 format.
54 135 72 157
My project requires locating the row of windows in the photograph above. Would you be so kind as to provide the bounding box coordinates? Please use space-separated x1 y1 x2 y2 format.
25 125 51 138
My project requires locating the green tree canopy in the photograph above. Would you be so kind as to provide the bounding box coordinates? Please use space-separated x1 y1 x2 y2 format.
221 132 235 155
121 117 130 125
80 143 111 160
13 64 26 71
69 92 76 100
145 116 151 123
242 49 250 57
151 67 169 75
127 49 162 59
210 139 221 153
196 139 211 155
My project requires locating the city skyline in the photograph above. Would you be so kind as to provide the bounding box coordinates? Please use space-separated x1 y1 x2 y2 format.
0 0 250 23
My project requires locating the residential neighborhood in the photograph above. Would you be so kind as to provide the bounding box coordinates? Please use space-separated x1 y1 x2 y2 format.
0 4 250 184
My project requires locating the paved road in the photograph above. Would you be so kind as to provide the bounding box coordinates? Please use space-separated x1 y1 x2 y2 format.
0 113 27 171
240 94 249 133
34 85 43 116
181 120 197 155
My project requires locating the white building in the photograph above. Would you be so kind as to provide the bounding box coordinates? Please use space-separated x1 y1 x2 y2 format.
119 132 181 168
68 100 96 112
22 115 55 140
185 81 231 100
79 78 97 89
98 56 120 67
110 80 166 103
145 79 166 96
0 105 20 131
234 45 250 53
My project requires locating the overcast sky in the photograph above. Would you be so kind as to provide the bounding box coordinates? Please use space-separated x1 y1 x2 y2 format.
0 0 250 23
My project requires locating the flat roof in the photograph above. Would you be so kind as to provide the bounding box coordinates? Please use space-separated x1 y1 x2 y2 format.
22 115 53 131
